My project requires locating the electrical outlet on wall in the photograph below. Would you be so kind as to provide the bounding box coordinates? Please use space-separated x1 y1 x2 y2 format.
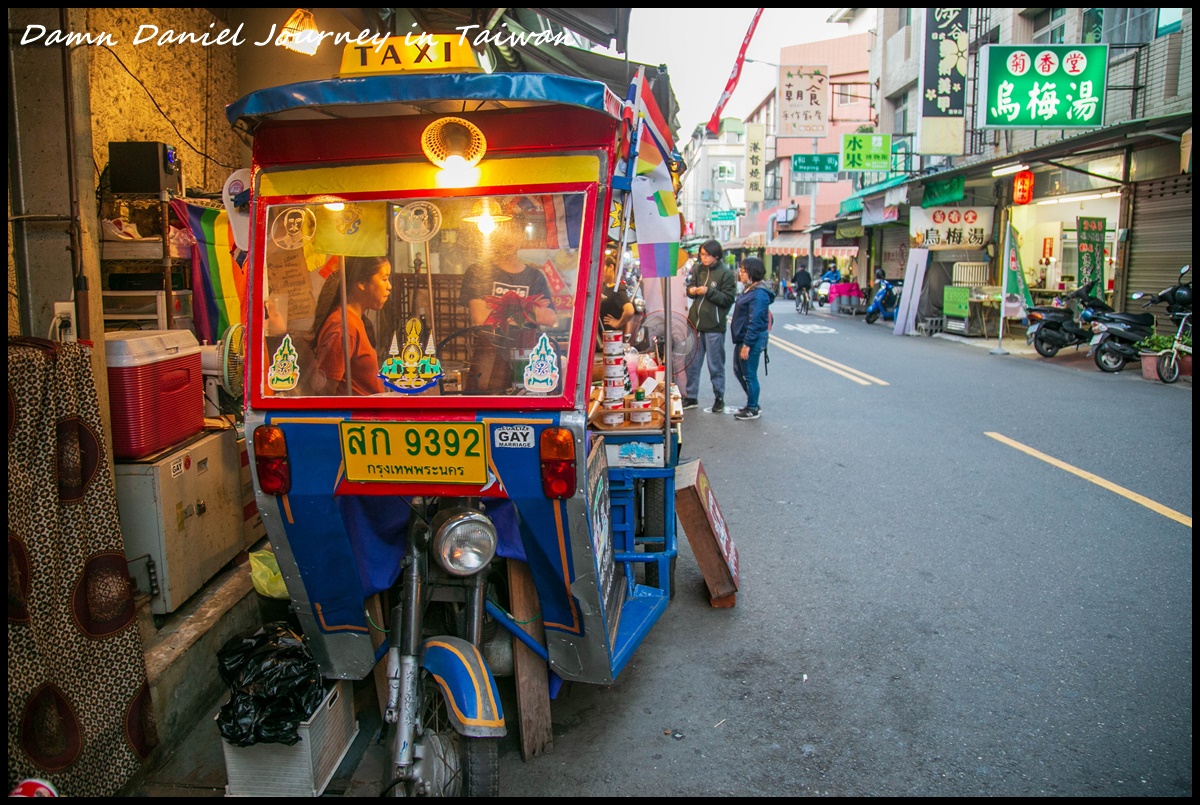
53 302 77 342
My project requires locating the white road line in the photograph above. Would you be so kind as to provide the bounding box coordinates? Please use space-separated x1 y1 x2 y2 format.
768 335 889 386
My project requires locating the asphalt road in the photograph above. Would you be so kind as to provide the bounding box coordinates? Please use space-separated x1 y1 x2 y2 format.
497 301 1193 797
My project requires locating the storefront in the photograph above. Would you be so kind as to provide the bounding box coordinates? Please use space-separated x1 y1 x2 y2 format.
765 231 860 282
907 112 1192 335
1127 172 1192 333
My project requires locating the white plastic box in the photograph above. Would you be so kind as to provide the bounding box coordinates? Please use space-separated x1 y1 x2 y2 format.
220 681 359 797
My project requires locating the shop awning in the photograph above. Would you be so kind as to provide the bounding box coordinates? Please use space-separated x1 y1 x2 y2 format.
838 173 913 217
743 231 766 248
765 232 859 257
912 111 1192 187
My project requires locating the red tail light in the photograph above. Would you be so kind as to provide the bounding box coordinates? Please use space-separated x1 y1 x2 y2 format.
539 427 576 499
253 425 291 496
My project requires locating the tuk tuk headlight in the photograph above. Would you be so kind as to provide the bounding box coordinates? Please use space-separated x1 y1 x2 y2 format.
432 510 497 576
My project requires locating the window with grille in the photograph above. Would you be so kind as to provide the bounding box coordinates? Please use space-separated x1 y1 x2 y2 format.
765 162 781 202
893 93 909 136
1032 8 1065 44
1100 8 1156 45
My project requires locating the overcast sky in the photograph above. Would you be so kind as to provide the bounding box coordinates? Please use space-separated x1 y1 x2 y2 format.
621 8 847 139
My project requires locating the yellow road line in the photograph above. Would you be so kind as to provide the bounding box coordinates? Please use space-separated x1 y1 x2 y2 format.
769 335 889 386
985 431 1192 528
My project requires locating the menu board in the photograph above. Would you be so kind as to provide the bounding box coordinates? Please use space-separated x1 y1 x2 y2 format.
586 437 624 644
675 459 739 606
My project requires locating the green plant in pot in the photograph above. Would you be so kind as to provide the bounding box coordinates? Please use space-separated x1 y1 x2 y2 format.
1134 333 1174 353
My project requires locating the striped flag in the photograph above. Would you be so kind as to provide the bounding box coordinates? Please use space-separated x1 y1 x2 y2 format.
171 200 247 343
630 67 680 278
706 8 764 135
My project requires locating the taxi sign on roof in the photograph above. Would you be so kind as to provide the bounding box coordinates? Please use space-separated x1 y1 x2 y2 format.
338 34 482 77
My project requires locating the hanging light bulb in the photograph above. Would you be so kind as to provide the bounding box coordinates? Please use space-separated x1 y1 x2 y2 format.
278 9 321 56
462 198 512 235
422 117 487 188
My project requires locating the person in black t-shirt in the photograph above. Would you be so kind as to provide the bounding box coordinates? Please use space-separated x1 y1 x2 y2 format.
458 218 557 392
598 255 634 339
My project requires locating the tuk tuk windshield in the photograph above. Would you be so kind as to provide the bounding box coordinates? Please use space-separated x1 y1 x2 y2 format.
259 193 585 401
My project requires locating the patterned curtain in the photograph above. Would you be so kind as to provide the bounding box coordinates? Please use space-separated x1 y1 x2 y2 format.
8 338 157 795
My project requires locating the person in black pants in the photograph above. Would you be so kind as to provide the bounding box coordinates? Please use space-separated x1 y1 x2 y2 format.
683 239 737 412
730 256 775 420
792 264 812 312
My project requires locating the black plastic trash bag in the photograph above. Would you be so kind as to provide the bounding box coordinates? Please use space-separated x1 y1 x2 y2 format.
215 621 325 746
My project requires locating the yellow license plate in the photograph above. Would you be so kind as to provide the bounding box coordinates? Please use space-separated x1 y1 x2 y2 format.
339 422 488 485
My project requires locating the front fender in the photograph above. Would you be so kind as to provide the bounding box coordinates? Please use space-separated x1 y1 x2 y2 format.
421 636 506 737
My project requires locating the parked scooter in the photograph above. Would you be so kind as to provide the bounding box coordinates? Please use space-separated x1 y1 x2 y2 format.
815 267 841 308
1132 264 1192 382
864 269 903 324
1087 303 1159 373
1025 279 1114 358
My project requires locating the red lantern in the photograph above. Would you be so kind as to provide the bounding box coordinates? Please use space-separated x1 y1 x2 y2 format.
1012 170 1035 205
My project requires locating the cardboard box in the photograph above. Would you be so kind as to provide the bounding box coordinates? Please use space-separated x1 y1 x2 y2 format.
220 681 359 797
675 459 739 606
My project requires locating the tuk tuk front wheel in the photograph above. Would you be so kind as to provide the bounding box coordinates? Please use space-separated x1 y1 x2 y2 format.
384 672 499 797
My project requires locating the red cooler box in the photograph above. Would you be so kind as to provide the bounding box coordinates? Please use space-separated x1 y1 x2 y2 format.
105 330 203 459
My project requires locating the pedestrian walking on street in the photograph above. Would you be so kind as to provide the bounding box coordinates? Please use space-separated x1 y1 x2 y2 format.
730 256 775 420
683 239 737 412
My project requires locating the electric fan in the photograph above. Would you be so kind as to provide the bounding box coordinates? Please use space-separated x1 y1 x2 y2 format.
201 324 245 417
634 311 699 372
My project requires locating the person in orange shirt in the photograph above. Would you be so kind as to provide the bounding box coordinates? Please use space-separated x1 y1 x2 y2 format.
311 256 392 395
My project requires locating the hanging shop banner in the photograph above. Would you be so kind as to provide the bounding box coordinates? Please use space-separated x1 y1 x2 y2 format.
778 65 828 138
743 123 765 203
910 206 994 249
917 8 969 155
977 44 1108 129
841 133 891 171
1076 216 1107 297
861 196 899 226
922 175 965 207
1002 221 1035 316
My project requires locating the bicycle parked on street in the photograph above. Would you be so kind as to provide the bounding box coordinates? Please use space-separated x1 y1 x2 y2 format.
1139 265 1192 383
1158 309 1193 383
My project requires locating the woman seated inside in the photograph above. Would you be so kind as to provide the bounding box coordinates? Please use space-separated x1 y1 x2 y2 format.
311 255 392 395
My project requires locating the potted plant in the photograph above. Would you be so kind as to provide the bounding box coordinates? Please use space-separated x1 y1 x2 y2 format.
1134 333 1174 380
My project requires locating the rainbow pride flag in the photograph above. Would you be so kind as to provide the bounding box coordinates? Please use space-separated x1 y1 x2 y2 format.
171 200 247 343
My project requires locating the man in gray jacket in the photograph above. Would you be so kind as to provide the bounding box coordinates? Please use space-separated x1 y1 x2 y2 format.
683 239 738 412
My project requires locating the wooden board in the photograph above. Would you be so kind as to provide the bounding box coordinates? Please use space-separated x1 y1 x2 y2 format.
507 560 553 760
675 459 740 605
365 593 390 724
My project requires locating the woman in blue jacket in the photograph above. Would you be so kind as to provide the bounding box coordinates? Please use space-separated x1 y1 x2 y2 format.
729 256 775 420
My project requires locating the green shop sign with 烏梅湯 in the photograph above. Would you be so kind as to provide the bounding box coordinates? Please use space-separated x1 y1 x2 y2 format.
977 44 1107 129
